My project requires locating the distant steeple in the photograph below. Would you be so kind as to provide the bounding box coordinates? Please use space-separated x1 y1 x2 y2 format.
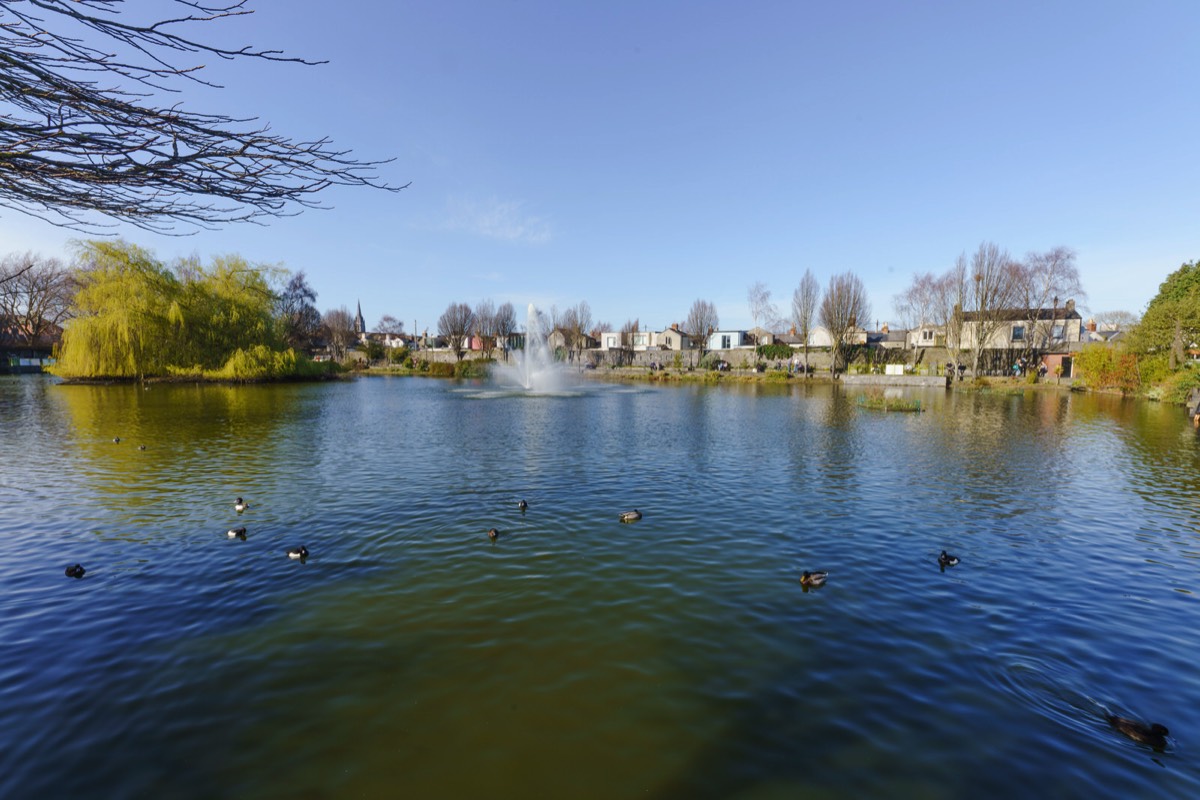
354 301 366 335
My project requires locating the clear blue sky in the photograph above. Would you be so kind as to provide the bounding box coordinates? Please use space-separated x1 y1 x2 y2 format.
3 1 1197 332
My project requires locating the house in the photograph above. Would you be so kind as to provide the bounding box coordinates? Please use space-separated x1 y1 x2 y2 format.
866 324 909 350
959 299 1083 351
907 324 945 348
806 325 866 348
0 315 63 373
747 326 775 346
657 324 692 351
707 330 751 351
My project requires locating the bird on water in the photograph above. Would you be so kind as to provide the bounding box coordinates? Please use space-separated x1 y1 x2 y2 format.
65 564 86 579
619 509 642 523
1108 716 1169 749
518 499 528 512
235 497 248 513
287 546 309 560
800 570 828 588
227 526 247 540
938 550 960 568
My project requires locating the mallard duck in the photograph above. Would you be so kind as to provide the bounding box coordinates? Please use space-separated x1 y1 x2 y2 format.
800 570 828 588
227 526 247 539
1108 716 1169 749
234 497 248 513
619 509 642 523
287 546 309 560
938 550 960 568
65 563 86 579
518 499 528 512
488 527 500 540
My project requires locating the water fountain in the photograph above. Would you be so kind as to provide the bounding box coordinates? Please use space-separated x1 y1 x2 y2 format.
491 303 574 393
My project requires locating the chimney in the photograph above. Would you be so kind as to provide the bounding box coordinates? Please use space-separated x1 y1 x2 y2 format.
1087 318 1097 332
881 323 889 333
790 326 796 336
1065 299 1075 314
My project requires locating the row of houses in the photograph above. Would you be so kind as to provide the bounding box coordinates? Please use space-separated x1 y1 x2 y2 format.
363 298 1124 365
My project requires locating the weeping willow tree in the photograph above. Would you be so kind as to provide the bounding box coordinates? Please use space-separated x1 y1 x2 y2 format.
51 240 315 380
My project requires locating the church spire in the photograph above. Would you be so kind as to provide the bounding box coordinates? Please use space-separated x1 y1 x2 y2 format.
354 301 366 335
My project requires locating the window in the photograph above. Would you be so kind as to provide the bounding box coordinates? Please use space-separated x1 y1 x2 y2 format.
633 333 648 346
922 329 934 342
606 336 617 348
1051 324 1064 340
720 334 731 349
1012 325 1025 342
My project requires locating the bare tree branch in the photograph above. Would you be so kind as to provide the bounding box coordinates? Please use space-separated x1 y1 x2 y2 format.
0 0 406 233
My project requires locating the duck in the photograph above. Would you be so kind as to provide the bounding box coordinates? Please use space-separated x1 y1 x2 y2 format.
65 563 86 579
619 509 642 523
137 444 146 451
234 497 248 513
518 499 528 512
287 546 309 560
112 437 121 443
938 550 960 568
1107 715 1169 749
488 527 501 540
800 570 828 588
227 526 247 540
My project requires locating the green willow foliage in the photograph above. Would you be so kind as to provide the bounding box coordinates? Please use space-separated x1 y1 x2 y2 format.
52 241 321 380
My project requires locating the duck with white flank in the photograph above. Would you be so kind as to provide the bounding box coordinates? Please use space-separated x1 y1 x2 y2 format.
800 570 828 588
287 546 309 561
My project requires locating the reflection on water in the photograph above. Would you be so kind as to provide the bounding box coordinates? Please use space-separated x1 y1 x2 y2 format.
1 374 1198 798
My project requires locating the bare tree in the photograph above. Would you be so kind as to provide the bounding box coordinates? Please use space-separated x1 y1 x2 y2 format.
940 255 969 359
684 299 718 363
559 301 593 364
437 302 474 362
376 314 404 335
322 306 355 362
1013 246 1085 356
0 1 405 233
747 282 779 361
1092 310 1139 331
275 271 321 350
493 302 517 360
791 271 819 376
473 299 497 359
819 271 870 374
964 242 1022 374
0 252 75 346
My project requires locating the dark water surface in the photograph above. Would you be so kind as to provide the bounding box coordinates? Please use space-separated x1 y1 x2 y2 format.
1 374 1198 798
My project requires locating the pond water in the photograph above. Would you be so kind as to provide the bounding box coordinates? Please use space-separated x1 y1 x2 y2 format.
1 374 1198 798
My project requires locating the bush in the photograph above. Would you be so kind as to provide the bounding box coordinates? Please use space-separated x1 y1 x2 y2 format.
1074 344 1140 393
757 343 793 360
390 346 410 365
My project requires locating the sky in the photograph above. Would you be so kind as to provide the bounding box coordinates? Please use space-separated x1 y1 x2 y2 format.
3 0 1198 333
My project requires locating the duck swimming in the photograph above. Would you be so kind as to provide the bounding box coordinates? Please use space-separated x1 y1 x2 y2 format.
619 509 642 523
800 570 828 588
488 528 500 540
1108 716 1169 749
938 550 960 568
227 526 247 540
518 499 528 512
65 564 86 579
235 497 248 513
287 546 309 560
